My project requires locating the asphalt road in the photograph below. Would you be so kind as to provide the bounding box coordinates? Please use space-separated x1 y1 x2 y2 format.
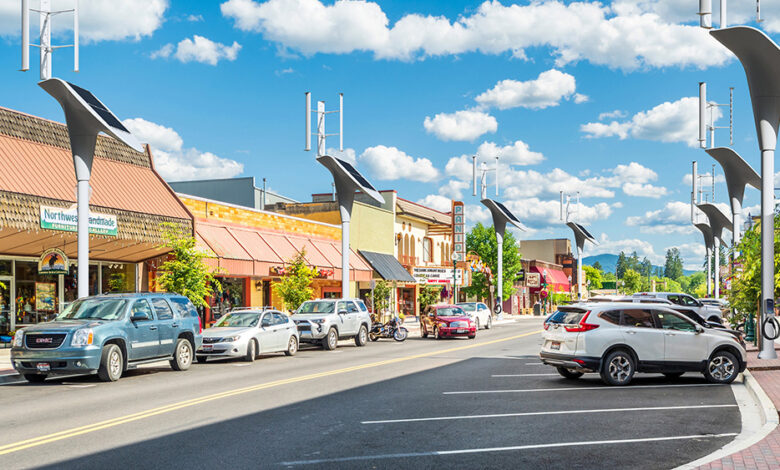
0 318 740 469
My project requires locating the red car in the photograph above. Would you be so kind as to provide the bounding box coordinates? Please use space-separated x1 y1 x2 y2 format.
421 305 476 339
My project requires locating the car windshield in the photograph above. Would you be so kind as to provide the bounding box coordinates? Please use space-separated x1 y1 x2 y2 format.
56 298 128 321
457 303 476 312
214 312 260 327
297 301 335 314
437 307 465 316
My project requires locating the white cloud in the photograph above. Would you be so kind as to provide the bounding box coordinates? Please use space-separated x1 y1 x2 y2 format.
622 183 668 198
582 97 722 147
682 172 726 186
438 180 470 200
673 242 706 271
123 117 244 181
187 14 205 22
598 110 627 121
327 147 356 165
573 93 589 104
417 195 452 213
153 35 242 65
626 201 695 234
613 162 658 184
0 0 168 42
475 69 579 110
220 0 730 70
359 145 439 182
477 140 544 166
423 110 497 142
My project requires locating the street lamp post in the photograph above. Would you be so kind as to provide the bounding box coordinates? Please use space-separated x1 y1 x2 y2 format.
698 204 733 300
566 222 598 300
694 222 715 297
39 79 141 298
481 199 525 319
709 26 779 359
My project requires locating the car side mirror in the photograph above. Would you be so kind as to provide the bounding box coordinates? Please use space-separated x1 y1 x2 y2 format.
695 324 704 334
131 312 149 322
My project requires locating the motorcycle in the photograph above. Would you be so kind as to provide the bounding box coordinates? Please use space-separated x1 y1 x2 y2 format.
369 315 408 342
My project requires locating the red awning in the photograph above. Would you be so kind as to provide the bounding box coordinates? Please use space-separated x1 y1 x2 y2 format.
529 266 570 293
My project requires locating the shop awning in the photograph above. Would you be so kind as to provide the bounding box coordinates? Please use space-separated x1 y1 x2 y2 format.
358 250 416 282
195 221 372 281
530 266 571 293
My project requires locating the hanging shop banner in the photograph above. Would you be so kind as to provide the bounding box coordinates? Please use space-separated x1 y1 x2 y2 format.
412 267 464 285
526 272 541 288
35 282 56 311
39 248 69 275
40 205 118 236
452 201 466 262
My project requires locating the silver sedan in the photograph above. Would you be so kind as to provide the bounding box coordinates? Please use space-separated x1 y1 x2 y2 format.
196 309 299 363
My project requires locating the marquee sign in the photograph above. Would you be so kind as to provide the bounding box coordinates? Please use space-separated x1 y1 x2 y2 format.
40 205 118 236
452 201 465 263
412 267 464 285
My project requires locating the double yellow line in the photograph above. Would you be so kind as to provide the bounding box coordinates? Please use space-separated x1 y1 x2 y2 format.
0 329 539 456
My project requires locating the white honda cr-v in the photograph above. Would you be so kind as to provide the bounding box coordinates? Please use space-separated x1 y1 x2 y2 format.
539 303 746 386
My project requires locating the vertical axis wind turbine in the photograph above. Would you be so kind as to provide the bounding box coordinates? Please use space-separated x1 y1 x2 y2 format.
21 0 79 80
701 0 777 358
305 93 382 299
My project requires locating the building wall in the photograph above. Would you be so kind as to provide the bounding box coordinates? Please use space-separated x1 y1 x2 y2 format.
518 239 571 264
171 178 256 208
180 196 341 240
394 215 451 267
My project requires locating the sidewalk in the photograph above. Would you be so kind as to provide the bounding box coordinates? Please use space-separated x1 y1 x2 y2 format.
697 346 780 469
0 347 13 376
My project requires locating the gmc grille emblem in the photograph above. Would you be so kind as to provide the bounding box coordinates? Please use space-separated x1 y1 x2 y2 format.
35 338 53 344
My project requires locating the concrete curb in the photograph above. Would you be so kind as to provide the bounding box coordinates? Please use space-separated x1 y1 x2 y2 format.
675 370 779 469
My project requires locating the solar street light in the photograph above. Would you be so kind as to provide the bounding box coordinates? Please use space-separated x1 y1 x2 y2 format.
481 199 525 316
317 155 383 298
39 78 142 298
694 222 715 297
566 222 598 300
697 203 733 300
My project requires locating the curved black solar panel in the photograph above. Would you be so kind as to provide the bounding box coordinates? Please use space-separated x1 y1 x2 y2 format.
336 158 377 192
494 200 520 223
67 81 130 133
576 223 595 240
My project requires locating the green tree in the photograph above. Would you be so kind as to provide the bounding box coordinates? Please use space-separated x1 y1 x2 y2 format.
685 272 706 295
729 214 780 321
640 258 653 278
462 223 523 302
664 248 684 280
418 285 442 312
583 265 603 291
272 249 317 312
602 271 617 281
158 223 221 308
616 252 628 279
592 261 603 272
622 268 643 294
372 280 393 315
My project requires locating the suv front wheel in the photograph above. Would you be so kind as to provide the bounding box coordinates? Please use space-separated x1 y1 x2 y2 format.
322 328 338 350
355 325 368 347
705 351 738 384
601 350 635 386
98 343 123 382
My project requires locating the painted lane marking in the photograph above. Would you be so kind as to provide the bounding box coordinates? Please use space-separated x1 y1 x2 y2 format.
0 329 541 456
361 404 738 425
279 433 738 466
444 383 724 395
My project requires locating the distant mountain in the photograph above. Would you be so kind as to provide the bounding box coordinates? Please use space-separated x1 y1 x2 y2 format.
583 254 700 277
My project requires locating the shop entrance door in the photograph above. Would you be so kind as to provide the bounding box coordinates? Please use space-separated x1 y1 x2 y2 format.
0 276 12 335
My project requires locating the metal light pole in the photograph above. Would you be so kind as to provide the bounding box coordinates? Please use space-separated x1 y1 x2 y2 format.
39 79 142 298
566 222 598 300
694 222 715 297
698 204 733 300
710 26 779 358
480 199 525 318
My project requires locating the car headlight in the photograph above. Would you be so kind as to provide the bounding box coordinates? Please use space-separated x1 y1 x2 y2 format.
71 328 94 347
12 330 23 347
222 335 241 342
310 319 326 324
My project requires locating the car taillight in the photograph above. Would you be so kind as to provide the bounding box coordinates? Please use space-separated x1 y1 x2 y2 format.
543 323 550 330
564 311 599 332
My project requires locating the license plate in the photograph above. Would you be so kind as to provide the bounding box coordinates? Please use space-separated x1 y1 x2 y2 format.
37 362 51 372
203 345 213 351
551 341 561 350
456 329 466 334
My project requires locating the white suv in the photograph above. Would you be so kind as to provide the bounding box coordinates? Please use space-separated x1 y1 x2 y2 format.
540 302 746 386
291 298 372 350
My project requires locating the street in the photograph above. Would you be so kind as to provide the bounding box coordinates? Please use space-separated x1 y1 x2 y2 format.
0 318 740 469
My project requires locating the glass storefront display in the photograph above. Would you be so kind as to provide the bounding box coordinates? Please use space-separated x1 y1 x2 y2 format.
15 261 58 324
398 287 415 318
101 263 136 294
210 277 246 320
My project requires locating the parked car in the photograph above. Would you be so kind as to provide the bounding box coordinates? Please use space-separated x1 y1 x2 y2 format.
196 309 298 362
421 304 476 339
699 298 730 316
539 303 746 386
291 298 371 350
456 302 493 329
588 296 675 305
11 293 202 383
633 292 723 323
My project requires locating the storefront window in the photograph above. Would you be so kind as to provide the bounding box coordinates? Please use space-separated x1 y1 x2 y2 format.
102 264 136 293
398 287 415 317
15 261 59 324
0 260 12 276
0 281 10 335
210 277 246 319
64 264 99 305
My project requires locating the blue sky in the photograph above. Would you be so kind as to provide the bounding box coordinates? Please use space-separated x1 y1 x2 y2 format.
0 0 777 270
